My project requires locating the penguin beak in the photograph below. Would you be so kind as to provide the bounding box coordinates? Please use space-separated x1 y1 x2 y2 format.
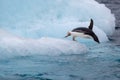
64 35 68 38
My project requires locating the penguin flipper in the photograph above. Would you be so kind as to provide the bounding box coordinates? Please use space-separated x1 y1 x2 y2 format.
85 32 100 43
88 19 93 30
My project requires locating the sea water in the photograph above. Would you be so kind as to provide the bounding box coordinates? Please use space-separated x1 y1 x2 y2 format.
0 42 120 80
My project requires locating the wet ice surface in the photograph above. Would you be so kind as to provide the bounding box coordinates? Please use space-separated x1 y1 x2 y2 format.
0 42 120 80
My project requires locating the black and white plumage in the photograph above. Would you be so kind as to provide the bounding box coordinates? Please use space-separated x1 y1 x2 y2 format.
65 19 100 43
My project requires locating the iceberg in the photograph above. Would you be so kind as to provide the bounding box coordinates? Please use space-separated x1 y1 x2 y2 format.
0 0 115 58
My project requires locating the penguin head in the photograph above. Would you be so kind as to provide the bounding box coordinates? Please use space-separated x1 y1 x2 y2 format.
65 31 71 38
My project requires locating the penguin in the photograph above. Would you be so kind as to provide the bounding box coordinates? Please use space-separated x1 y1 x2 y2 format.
65 19 100 43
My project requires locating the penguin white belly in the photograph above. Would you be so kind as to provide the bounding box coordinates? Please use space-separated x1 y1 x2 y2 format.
70 32 92 39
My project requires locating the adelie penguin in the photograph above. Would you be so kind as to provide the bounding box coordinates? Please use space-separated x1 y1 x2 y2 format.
65 19 100 43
